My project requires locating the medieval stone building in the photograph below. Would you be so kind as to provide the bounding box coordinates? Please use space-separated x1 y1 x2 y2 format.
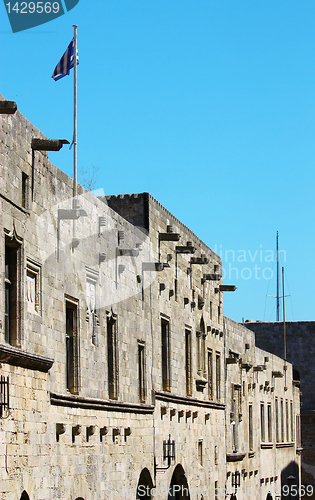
0 95 301 500
245 320 315 497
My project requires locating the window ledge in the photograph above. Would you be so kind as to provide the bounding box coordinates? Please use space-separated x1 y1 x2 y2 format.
261 443 274 449
155 391 225 410
276 442 294 448
0 343 54 372
50 392 155 414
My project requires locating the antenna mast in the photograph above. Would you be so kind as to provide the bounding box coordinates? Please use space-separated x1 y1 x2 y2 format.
276 231 280 321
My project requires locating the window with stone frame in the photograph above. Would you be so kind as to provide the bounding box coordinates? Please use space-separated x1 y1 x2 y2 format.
138 340 146 403
275 397 279 443
5 231 23 347
198 440 203 466
267 403 272 442
260 403 265 442
26 258 41 314
107 310 119 400
208 349 213 400
286 400 289 442
161 317 171 392
281 399 284 442
290 401 294 443
197 317 206 378
249 404 253 450
21 172 29 209
216 352 221 401
65 296 80 394
85 267 100 345
296 414 301 447
185 329 192 396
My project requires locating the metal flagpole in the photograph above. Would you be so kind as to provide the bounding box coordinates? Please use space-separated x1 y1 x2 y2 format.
73 24 78 207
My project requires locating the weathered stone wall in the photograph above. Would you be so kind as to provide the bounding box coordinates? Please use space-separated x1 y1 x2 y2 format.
245 319 315 491
0 95 301 500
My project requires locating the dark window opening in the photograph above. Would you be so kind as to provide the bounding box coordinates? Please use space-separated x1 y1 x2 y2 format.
66 300 80 394
5 241 20 346
185 330 192 396
161 319 170 392
107 316 118 400
22 172 29 209
138 342 146 403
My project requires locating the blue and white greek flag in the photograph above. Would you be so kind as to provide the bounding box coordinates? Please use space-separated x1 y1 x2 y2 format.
52 39 79 81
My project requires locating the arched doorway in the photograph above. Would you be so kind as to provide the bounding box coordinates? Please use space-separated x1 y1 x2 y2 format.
266 493 273 500
136 468 154 500
75 498 85 500
20 492 30 500
168 464 190 500
230 495 237 500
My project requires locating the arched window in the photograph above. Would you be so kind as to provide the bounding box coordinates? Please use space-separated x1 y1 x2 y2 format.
168 464 190 500
20 492 30 500
136 468 154 500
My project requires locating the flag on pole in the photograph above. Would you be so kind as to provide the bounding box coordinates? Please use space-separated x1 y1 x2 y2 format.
52 39 79 81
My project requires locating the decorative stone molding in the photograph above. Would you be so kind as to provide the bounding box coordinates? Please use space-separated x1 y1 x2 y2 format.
50 392 155 414
0 344 54 372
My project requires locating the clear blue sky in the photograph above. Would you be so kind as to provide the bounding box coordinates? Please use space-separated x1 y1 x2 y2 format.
1 0 315 323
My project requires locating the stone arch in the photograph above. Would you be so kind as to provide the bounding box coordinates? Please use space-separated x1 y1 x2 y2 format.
75 498 85 500
266 493 273 500
168 464 190 500
20 492 30 500
136 468 154 500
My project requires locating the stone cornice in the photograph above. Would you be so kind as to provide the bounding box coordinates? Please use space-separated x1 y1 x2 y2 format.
155 391 225 410
50 392 155 414
0 343 54 372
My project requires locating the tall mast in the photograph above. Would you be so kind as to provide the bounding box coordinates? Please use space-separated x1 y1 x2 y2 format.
276 231 280 321
73 24 78 207
282 266 287 362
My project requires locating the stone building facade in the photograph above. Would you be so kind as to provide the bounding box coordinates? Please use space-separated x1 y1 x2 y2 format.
245 320 315 495
0 95 301 500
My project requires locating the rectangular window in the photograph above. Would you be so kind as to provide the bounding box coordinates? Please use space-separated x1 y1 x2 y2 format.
286 400 289 442
216 353 221 401
296 414 301 447
249 404 253 450
65 298 80 394
261 403 265 442
208 349 213 400
0 376 9 418
275 398 279 443
210 301 213 320
161 318 171 392
26 259 41 314
281 399 284 442
214 481 218 500
291 401 294 443
5 239 21 346
138 341 146 403
107 314 118 400
21 172 29 209
268 403 272 442
185 329 192 396
198 440 203 466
